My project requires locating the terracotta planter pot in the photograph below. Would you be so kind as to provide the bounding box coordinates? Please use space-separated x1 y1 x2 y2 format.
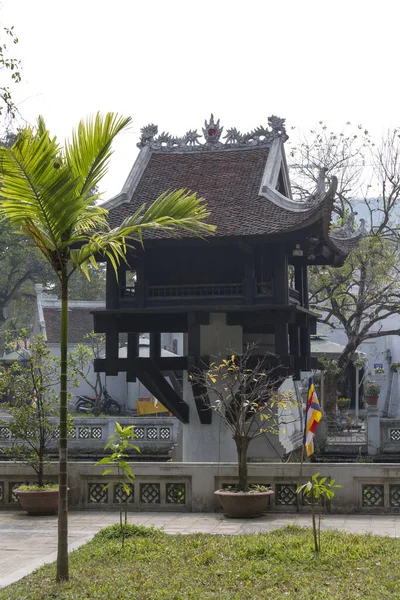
215 489 274 518
365 395 378 406
15 488 59 516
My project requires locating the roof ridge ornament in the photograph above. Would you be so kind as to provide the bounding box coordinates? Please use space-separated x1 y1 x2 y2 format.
137 114 288 151
330 213 366 240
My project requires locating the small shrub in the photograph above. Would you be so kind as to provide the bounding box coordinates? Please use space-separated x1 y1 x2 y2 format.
93 523 163 542
364 381 380 396
16 483 58 492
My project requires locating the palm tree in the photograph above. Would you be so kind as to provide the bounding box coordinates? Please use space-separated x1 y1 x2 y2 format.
0 113 215 581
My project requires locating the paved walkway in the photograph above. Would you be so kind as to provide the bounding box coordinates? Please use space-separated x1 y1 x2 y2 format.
1 510 400 588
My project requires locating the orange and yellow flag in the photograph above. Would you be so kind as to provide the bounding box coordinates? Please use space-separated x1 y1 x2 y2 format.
303 378 323 457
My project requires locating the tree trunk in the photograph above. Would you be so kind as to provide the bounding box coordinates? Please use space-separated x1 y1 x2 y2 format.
323 371 340 419
56 273 69 582
37 460 44 489
324 340 358 420
236 437 249 491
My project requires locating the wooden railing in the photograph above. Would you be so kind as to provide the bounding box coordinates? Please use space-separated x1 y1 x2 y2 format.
148 283 243 298
119 281 308 304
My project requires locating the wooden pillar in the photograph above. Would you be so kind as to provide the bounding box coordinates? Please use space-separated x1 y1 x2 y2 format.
275 319 289 359
242 247 255 305
187 312 201 370
126 333 139 382
300 325 310 356
127 333 139 358
294 264 304 306
135 253 145 308
105 322 119 376
302 264 309 309
106 260 119 309
288 323 300 356
150 332 161 358
274 244 288 304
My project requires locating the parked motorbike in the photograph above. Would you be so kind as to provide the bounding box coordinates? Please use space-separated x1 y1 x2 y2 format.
75 389 121 416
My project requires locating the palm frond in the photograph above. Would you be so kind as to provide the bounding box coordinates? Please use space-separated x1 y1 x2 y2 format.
65 113 132 199
69 189 215 278
0 125 80 251
117 189 215 239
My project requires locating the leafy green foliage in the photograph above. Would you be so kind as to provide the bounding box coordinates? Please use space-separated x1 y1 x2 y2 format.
0 22 22 122
16 483 59 492
297 473 342 553
68 332 105 409
364 381 380 396
3 527 400 599
290 123 400 418
0 335 73 487
93 523 163 541
0 111 215 581
96 422 139 547
191 344 295 491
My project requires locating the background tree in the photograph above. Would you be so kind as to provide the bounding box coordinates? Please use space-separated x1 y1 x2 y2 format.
0 21 21 123
0 112 215 582
0 336 62 488
68 332 105 411
289 123 400 418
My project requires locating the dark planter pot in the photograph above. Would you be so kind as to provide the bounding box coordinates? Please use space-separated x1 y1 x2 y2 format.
365 395 378 406
215 489 274 518
15 488 59 516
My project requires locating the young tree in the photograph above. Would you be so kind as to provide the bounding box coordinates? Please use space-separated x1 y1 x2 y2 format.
190 346 294 491
289 124 400 418
0 336 62 488
0 113 215 582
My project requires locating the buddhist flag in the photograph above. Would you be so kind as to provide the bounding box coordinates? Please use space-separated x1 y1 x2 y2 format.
303 378 323 457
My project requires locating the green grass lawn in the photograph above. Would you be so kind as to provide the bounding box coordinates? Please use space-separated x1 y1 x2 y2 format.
2 524 400 599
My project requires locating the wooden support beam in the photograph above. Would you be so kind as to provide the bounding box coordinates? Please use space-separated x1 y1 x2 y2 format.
227 310 296 328
165 371 183 396
94 356 189 373
93 312 189 334
134 359 189 423
189 376 212 424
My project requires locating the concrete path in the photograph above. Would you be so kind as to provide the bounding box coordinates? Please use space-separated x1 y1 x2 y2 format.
1 510 400 588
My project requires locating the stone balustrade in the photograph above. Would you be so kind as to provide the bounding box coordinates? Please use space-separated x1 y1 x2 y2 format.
1 461 400 513
0 416 179 458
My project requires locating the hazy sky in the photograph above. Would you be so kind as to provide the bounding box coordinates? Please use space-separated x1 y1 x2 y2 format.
2 0 400 198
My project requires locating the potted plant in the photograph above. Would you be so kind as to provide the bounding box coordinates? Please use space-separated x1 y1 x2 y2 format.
190 345 292 517
364 381 380 406
0 335 72 515
337 397 351 413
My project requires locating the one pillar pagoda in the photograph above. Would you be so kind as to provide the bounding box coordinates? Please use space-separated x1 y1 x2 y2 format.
93 115 364 460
